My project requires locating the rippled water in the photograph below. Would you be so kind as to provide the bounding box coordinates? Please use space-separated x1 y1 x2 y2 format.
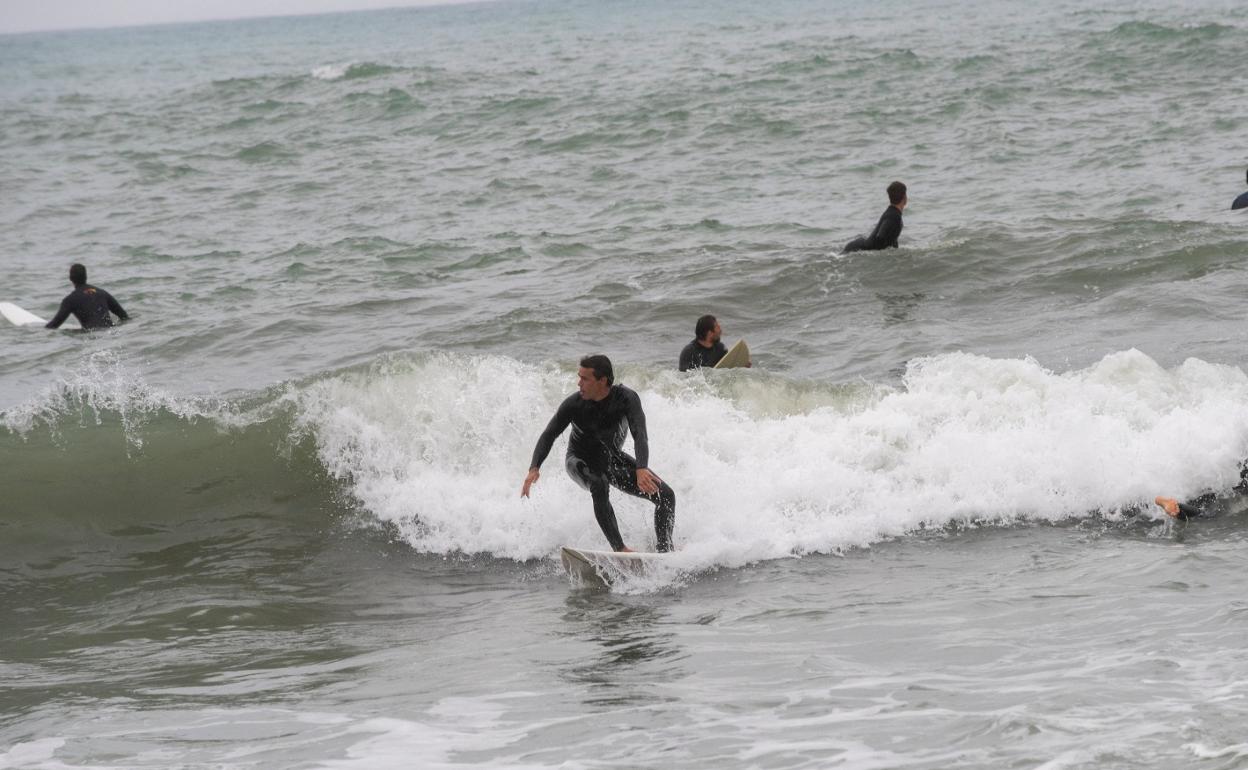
3 0 1248 767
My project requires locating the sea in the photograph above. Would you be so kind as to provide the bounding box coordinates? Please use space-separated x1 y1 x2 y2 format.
3 0 1248 767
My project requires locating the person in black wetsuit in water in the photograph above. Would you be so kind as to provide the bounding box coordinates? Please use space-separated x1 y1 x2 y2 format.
1154 464 1248 520
678 314 727 371
843 181 907 253
46 263 129 330
521 354 676 552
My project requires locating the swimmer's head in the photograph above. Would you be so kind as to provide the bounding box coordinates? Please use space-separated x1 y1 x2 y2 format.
69 263 87 286
888 181 907 206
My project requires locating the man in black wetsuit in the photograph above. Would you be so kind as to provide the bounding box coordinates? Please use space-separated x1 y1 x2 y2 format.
1154 465 1248 520
46 263 129 330
843 181 907 253
521 354 676 552
1156 493 1225 521
678 314 727 371
1154 496 1206 520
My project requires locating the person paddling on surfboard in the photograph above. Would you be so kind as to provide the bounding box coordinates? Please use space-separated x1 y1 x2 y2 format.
843 181 907 253
521 354 676 553
46 263 129 330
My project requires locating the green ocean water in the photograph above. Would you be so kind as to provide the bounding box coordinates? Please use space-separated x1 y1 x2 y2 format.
4 0 1248 767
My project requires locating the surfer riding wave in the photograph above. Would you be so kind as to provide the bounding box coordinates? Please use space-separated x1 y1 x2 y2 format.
522 354 676 553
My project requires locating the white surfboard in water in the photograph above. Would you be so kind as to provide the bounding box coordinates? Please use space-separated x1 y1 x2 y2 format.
0 302 80 329
559 546 669 587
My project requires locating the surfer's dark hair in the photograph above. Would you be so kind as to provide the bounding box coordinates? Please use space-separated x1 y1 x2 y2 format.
887 181 907 205
695 314 717 341
69 263 87 286
580 354 614 385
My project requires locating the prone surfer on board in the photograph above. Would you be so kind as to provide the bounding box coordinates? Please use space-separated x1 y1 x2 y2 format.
843 181 907 253
521 354 676 552
46 263 129 330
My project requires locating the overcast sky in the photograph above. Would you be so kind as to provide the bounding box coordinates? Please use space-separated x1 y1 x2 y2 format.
1 0 488 35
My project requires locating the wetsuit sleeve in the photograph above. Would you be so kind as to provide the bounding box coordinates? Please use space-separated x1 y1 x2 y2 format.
105 291 129 321
1174 491 1218 520
1175 502 1204 521
529 396 575 470
624 389 650 469
45 297 73 329
678 343 693 372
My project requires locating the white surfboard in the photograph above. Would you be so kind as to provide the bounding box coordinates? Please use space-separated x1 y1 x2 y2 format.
713 338 750 369
560 546 666 587
1 302 79 330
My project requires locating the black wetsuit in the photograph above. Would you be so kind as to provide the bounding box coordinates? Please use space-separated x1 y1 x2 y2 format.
678 339 727 372
46 284 128 330
843 205 903 253
529 385 675 552
1233 191 1248 211
1168 466 1248 520
1171 500 1208 521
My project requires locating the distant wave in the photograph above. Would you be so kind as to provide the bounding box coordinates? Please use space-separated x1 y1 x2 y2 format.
311 61 402 81
1106 20 1236 41
343 87 426 117
233 141 297 163
1084 20 1243 70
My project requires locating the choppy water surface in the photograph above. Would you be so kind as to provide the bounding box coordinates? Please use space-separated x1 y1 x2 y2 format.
4 0 1248 767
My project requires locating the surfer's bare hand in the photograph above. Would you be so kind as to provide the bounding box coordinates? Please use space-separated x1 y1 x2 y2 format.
522 468 540 498
1154 496 1180 517
636 468 660 495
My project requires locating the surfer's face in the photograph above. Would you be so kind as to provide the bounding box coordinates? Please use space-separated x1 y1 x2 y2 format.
700 321 721 345
577 366 610 400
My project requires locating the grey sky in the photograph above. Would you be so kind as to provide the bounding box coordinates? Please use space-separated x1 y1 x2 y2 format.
1 0 486 35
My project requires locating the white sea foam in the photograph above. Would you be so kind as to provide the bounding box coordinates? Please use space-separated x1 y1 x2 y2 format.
1184 741 1248 760
293 349 1248 567
0 351 241 447
0 738 70 769
313 696 559 770
311 62 355 81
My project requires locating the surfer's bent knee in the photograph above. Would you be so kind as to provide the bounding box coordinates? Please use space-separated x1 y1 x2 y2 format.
565 454 608 495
